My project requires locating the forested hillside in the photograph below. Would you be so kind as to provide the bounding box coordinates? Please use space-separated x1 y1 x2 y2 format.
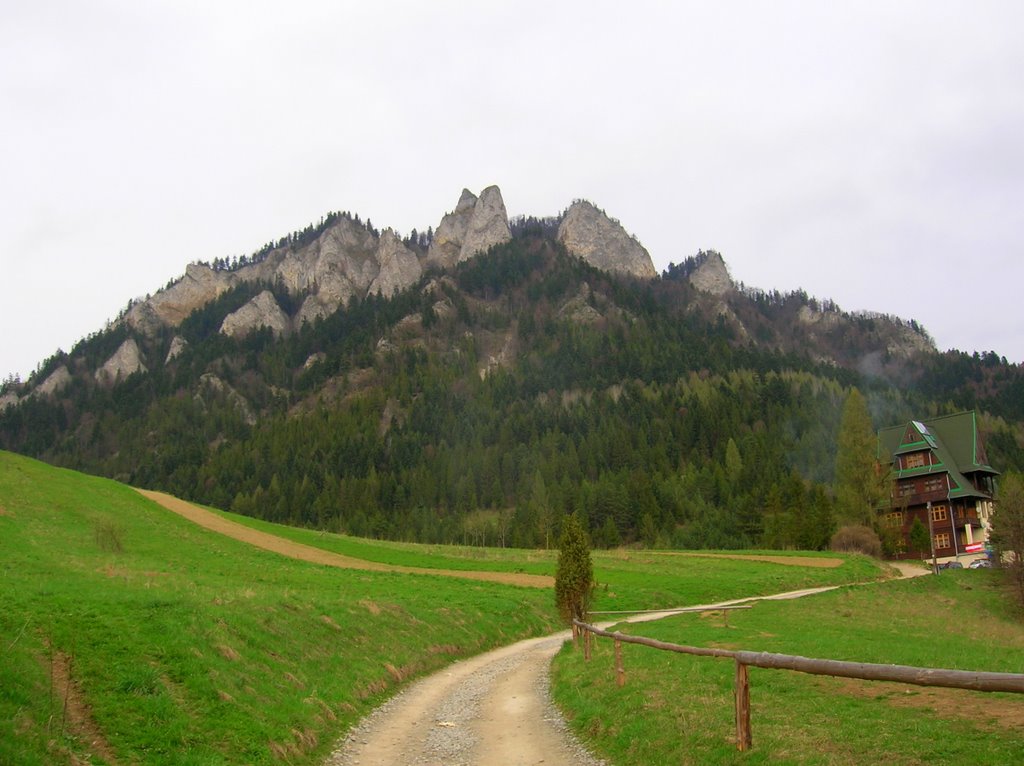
2 229 1023 550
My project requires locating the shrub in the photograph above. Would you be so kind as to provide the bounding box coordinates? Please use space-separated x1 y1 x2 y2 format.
94 518 125 553
830 525 882 558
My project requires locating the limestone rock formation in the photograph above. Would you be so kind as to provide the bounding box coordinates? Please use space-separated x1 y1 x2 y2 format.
127 263 235 332
887 323 935 358
427 186 511 268
96 338 147 386
165 336 189 363
459 185 512 263
220 291 290 339
0 390 19 411
33 365 72 398
125 215 397 335
557 201 656 279
368 230 422 297
427 189 478 268
689 251 734 295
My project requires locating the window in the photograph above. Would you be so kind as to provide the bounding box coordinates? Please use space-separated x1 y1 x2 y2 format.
930 505 948 522
898 482 915 497
924 477 946 493
903 452 927 469
934 533 950 549
885 512 904 527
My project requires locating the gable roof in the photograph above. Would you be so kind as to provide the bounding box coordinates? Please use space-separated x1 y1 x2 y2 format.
877 411 998 501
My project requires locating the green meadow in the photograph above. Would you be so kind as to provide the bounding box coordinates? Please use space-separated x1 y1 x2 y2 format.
2 449 893 764
552 572 1024 765
205 505 885 611
0 452 558 765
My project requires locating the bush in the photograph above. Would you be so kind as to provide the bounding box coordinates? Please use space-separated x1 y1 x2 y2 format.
830 525 882 558
94 518 125 553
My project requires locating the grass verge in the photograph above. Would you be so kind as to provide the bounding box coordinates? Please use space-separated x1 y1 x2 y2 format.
552 572 1024 765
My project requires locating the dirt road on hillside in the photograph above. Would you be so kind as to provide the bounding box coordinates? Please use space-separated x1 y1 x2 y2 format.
324 581 897 766
136 489 553 588
326 563 933 766
140 488 930 765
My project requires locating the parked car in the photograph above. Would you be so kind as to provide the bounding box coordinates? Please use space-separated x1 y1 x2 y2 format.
938 561 964 570
968 559 992 569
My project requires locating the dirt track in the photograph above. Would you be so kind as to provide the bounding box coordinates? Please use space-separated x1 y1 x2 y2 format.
139 488 928 765
136 489 554 589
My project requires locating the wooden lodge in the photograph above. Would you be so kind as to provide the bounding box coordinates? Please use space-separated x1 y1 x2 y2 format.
877 411 998 562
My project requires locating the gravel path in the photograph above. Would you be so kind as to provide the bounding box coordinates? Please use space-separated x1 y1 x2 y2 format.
138 486 928 765
326 572 929 766
326 631 607 766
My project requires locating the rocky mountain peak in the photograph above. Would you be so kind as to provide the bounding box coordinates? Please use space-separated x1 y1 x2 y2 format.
688 251 734 295
427 185 512 269
459 185 512 263
556 201 656 279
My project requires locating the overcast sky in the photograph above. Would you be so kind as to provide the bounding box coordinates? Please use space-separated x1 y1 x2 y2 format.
3 1 1022 381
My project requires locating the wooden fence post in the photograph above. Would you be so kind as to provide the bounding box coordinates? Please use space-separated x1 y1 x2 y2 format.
584 628 592 661
735 660 752 751
615 639 625 687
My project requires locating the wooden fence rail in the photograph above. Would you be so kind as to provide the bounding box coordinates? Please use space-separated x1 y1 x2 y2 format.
573 618 1024 751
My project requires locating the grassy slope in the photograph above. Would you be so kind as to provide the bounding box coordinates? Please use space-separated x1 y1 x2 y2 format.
0 452 559 765
552 573 1024 765
1 450 889 764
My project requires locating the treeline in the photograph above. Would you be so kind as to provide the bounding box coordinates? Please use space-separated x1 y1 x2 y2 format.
2 237 1022 551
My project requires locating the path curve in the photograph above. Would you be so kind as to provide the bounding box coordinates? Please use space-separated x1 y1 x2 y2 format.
137 489 553 589
138 488 929 764
328 562 934 766
326 582 886 766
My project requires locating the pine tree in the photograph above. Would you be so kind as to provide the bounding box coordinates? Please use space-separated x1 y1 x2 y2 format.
834 388 882 526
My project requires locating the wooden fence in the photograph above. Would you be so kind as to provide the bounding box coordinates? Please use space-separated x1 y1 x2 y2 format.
573 616 1024 752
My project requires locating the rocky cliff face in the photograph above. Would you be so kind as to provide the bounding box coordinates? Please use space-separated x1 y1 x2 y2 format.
557 201 656 279
33 366 72 398
427 186 512 269
368 230 423 298
165 336 189 363
220 291 291 339
96 338 147 386
459 185 512 263
688 251 734 295
0 390 19 411
127 213 425 337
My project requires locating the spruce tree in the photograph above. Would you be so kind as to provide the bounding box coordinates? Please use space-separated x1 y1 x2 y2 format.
834 388 882 526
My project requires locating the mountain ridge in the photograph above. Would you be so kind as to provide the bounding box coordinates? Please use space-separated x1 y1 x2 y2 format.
2 186 1022 552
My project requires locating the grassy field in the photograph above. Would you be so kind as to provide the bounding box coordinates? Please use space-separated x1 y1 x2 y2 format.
1 449 891 764
552 572 1024 765
0 452 559 765
201 505 888 611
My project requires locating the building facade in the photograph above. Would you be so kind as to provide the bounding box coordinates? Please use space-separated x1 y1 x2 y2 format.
877 411 998 562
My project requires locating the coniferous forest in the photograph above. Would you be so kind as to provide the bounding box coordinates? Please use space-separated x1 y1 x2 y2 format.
3 230 1023 551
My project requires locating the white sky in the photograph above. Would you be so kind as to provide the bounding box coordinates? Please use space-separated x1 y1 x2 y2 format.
2 1 1023 380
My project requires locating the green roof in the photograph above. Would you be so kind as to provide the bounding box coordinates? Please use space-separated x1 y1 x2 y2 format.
877 411 998 501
